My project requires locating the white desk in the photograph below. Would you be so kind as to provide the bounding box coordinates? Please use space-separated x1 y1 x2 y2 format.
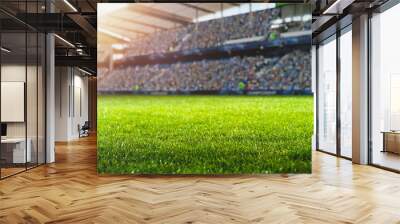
1 138 31 163
381 131 400 154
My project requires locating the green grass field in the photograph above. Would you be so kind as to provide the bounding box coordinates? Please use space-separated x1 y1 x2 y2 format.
97 95 313 174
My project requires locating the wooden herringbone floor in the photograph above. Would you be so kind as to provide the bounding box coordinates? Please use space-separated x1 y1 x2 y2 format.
1 135 400 224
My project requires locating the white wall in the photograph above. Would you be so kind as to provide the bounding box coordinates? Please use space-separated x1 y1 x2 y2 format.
1 65 40 138
55 67 89 141
1 65 26 81
55 67 70 141
1 65 26 139
75 73 88 131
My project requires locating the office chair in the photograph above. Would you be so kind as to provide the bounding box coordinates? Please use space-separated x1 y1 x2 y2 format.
79 121 90 138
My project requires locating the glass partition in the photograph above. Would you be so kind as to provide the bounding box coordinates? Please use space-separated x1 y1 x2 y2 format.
371 3 400 171
0 1 46 179
339 28 352 158
27 30 38 169
1 30 28 177
317 36 337 154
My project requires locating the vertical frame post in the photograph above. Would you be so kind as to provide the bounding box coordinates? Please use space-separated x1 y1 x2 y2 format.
336 28 341 157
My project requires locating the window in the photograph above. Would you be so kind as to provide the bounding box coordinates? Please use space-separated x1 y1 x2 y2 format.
340 28 352 158
318 36 337 154
370 3 400 171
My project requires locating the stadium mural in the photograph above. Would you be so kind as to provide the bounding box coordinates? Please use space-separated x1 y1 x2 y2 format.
97 3 313 174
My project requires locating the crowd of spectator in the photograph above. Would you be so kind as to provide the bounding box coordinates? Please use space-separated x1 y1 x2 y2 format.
98 50 311 93
125 8 282 57
98 7 312 94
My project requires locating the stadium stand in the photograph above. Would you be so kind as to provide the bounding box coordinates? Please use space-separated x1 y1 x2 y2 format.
98 50 310 94
98 7 311 95
125 8 281 57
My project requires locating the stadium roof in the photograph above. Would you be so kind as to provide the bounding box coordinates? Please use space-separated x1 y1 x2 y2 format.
98 3 262 44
